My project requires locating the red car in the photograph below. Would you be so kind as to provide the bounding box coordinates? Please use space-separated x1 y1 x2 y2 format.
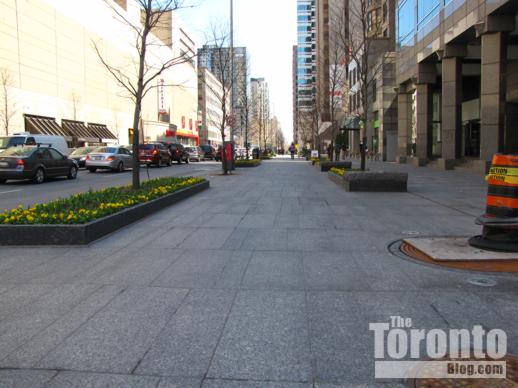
138 143 171 167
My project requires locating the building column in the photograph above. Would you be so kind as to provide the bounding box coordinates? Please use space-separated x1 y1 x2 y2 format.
415 83 432 166
397 91 410 163
481 31 506 162
440 56 462 170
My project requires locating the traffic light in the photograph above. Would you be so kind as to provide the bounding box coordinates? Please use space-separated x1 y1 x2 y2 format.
128 128 134 145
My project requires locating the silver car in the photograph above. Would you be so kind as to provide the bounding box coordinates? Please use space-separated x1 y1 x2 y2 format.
185 146 203 162
86 146 133 173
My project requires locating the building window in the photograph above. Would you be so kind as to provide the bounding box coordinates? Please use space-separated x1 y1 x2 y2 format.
397 0 414 45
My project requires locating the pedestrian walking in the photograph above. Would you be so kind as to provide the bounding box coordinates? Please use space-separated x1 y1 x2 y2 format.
289 143 296 160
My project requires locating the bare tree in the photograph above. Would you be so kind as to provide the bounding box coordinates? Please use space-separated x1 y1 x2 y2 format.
70 91 81 121
327 3 348 161
343 0 387 170
94 0 195 188
0 68 16 136
203 23 234 174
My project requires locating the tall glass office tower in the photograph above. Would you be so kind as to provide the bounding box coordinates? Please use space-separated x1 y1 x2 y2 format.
296 0 316 112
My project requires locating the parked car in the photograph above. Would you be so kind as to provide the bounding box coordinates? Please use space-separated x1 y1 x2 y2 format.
185 146 203 162
0 145 78 184
166 143 189 164
138 143 172 167
200 144 217 160
86 145 133 172
69 146 96 168
0 133 69 155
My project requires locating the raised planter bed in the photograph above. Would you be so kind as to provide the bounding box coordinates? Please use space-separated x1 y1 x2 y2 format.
320 161 352 172
0 180 209 246
235 159 261 168
344 172 407 192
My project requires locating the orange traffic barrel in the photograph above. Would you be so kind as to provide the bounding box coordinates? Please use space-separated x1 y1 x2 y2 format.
485 154 518 218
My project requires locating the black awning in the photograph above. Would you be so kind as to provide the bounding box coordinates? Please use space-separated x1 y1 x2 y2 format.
24 114 72 139
88 123 117 140
62 119 99 142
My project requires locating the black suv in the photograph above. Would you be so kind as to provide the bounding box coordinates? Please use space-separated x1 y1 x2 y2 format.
0 146 78 184
164 143 189 164
200 145 217 160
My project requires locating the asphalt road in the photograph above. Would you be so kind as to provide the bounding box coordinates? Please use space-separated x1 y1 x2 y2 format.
0 161 221 210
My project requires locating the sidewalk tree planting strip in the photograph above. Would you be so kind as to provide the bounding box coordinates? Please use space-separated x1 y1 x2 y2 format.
0 176 209 245
235 159 262 168
344 172 408 192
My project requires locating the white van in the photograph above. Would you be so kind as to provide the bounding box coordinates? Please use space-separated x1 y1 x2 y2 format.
0 133 69 155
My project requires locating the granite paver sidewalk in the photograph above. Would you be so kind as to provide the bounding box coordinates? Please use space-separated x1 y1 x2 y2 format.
0 158 517 387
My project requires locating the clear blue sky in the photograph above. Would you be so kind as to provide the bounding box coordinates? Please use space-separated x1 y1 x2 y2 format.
178 0 297 142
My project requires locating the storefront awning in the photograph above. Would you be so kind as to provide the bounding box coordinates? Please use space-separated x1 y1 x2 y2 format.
176 130 198 140
62 119 99 143
88 123 117 141
24 114 72 140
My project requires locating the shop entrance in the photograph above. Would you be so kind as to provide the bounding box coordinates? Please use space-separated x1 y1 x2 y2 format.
463 120 480 158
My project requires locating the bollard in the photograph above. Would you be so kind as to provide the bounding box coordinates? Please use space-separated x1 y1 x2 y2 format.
469 154 518 252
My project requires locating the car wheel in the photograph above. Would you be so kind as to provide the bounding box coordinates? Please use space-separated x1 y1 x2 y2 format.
156 159 162 168
33 168 45 184
167 157 172 167
0 179 6 184
177 158 182 164
185 157 190 164
88 168 97 173
67 166 78 180
117 161 124 172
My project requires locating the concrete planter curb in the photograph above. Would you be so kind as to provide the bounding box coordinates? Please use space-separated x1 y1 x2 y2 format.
320 161 352 172
0 180 210 246
344 172 407 192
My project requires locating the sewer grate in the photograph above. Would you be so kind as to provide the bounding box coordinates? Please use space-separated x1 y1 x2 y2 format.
408 355 518 387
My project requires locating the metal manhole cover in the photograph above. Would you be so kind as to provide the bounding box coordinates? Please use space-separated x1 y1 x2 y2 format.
409 355 518 387
467 277 497 287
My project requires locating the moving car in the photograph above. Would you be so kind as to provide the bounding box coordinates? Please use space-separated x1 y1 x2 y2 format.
0 145 78 184
86 145 133 172
200 144 217 160
138 143 171 167
0 133 69 155
166 143 189 164
69 146 96 168
185 146 203 162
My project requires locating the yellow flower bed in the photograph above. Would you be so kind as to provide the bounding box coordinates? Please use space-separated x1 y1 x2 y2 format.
0 176 205 225
330 167 345 176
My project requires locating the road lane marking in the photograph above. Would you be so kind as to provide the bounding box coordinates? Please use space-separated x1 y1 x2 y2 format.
0 189 23 195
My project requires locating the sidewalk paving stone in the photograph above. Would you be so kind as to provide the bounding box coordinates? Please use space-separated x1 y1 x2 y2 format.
0 159 516 386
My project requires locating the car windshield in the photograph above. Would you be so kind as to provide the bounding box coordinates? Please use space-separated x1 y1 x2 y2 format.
185 147 195 152
93 147 117 154
70 147 94 156
0 147 35 157
0 137 25 149
139 144 155 150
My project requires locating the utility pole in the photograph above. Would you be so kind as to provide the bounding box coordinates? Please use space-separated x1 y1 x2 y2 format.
230 0 234 143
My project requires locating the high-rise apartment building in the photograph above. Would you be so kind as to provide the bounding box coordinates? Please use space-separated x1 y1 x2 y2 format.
197 45 247 145
250 77 270 147
292 45 299 145
295 0 317 148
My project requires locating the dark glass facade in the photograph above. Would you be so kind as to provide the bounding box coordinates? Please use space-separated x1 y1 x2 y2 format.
296 0 316 110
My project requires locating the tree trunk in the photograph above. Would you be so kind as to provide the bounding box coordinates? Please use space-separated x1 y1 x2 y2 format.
131 102 141 189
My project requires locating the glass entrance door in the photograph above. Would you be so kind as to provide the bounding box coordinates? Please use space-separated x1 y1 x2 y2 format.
463 120 480 158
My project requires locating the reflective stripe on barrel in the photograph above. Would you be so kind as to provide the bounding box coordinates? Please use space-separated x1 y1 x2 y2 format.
486 154 518 218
